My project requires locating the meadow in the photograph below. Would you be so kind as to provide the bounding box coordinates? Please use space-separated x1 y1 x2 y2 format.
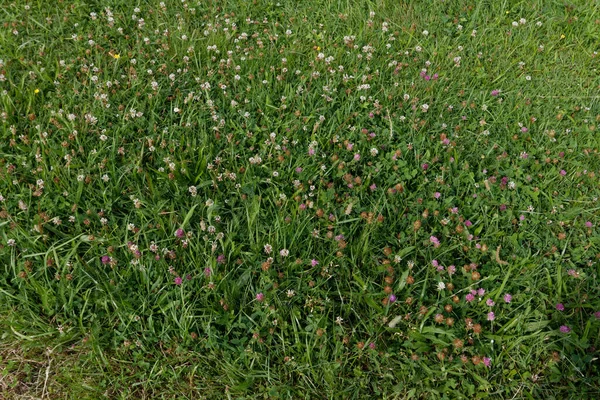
1 0 599 398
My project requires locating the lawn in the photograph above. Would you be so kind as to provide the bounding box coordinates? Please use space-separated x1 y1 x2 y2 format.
1 0 599 398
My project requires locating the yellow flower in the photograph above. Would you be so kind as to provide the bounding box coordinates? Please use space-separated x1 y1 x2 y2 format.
113 54 120 59
316 46 321 51
34 89 40 94
560 34 565 39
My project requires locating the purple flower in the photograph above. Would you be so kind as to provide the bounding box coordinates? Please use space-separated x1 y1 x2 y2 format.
429 236 440 248
568 269 579 277
447 265 456 275
204 267 212 277
466 293 475 303
465 220 473 227
369 342 376 349
504 293 513 303
594 311 600 319
185 274 192 281
174 276 183 285
369 184 377 191
486 299 495 307
559 325 571 333
256 292 265 302
585 221 593 228
477 288 485 297
556 303 565 311
311 259 319 267
431 259 439 268
217 254 226 264
421 163 429 171
295 167 303 173
560 170 566 176
487 312 495 321
491 89 500 96
353 153 361 161
483 357 491 367
389 294 397 303
175 228 185 238
434 192 441 199
101 255 111 265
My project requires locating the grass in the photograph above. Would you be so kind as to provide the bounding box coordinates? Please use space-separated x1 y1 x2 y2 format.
1 0 600 398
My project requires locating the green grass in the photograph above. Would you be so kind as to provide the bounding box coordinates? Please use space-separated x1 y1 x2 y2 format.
1 0 600 398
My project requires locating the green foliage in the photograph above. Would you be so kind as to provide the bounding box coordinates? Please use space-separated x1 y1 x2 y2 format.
0 0 599 398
